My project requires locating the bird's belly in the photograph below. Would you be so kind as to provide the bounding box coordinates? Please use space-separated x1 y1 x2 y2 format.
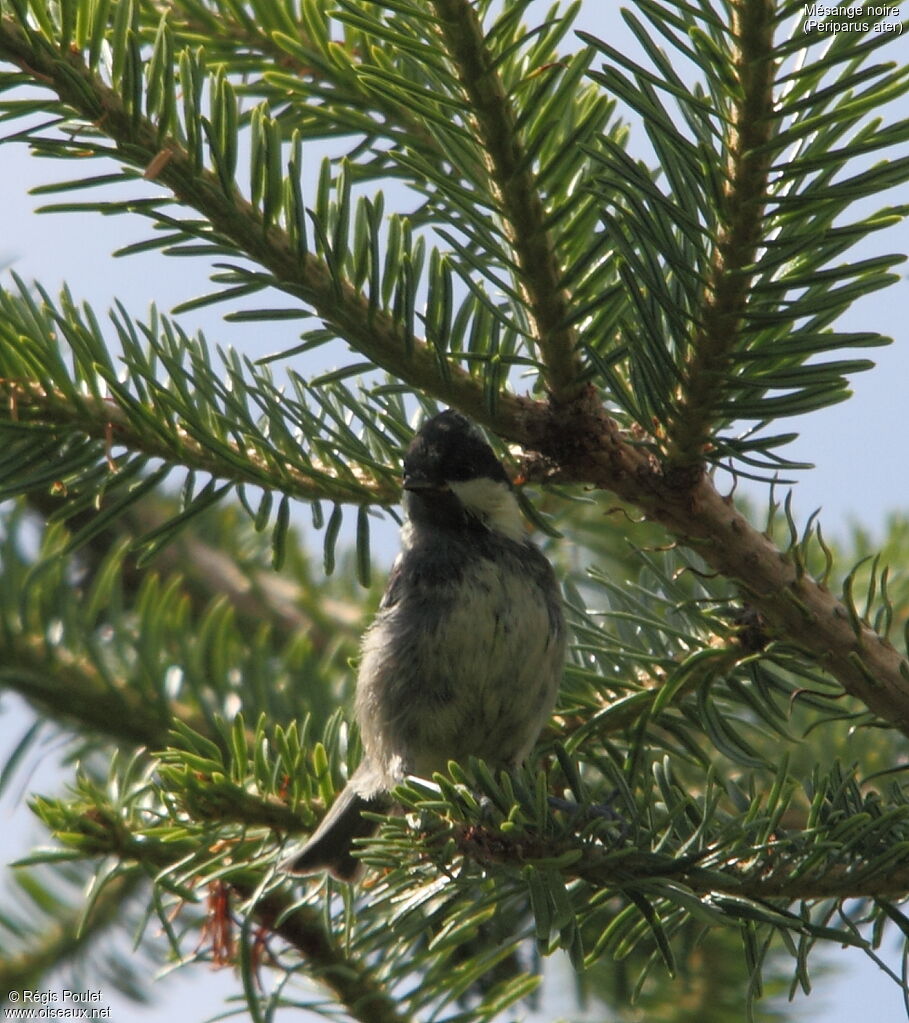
356 558 560 779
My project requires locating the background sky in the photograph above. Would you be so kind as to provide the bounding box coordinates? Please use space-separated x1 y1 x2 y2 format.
1 3 908 1022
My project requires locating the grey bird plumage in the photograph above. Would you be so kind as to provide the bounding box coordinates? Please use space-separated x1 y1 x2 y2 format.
287 409 565 880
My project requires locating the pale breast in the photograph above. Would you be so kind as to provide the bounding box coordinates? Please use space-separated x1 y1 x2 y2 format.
355 536 564 784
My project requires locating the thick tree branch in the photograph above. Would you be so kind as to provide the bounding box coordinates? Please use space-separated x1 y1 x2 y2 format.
429 0 584 402
7 371 907 743
523 395 909 736
237 887 411 1023
22 803 409 1023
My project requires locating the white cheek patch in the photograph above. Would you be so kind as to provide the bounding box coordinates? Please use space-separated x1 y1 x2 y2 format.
448 478 525 542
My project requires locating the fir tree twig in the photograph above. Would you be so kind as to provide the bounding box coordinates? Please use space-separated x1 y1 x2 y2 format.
430 0 584 402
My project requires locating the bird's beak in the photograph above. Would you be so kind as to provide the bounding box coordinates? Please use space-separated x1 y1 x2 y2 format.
403 470 447 492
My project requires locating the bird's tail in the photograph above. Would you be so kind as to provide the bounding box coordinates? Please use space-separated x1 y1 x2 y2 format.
284 770 391 881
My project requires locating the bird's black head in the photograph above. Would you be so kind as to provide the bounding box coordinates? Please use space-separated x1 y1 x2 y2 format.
403 410 508 491
401 410 523 541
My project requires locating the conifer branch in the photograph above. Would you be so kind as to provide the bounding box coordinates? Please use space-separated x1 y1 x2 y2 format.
528 397 909 736
0 15 521 426
0 873 144 1003
239 887 411 1023
459 830 909 902
666 0 777 465
2 0 909 1012
3 628 198 748
23 490 363 651
0 378 395 505
429 0 584 402
152 3 442 160
26 803 406 1022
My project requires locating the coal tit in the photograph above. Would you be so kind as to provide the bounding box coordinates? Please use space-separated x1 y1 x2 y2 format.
287 409 565 880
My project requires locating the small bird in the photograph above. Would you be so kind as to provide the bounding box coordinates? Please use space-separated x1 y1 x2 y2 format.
287 409 565 880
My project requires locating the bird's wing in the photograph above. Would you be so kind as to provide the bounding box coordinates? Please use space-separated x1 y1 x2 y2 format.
378 553 405 610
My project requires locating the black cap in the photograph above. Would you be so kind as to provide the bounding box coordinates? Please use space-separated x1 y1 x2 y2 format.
403 410 509 490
